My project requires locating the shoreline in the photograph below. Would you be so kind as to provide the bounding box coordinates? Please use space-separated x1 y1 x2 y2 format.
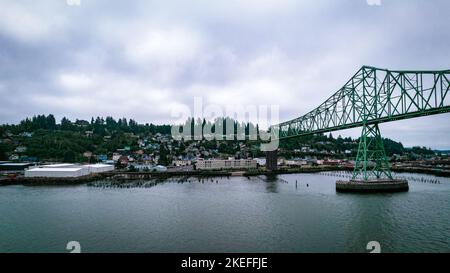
1 166 449 186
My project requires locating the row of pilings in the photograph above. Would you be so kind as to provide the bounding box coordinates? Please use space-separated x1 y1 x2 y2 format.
318 171 442 184
87 174 233 189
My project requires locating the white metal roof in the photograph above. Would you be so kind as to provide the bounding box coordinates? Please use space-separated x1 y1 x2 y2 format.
42 163 76 168
0 163 32 166
85 164 112 168
27 168 83 172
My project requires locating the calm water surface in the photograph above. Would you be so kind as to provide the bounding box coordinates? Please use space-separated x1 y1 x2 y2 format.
0 172 449 253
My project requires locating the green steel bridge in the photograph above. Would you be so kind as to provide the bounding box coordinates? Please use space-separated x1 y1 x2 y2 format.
273 66 450 181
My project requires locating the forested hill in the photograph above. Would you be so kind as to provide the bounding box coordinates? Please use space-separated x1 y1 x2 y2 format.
1 114 172 136
0 115 172 162
0 114 434 163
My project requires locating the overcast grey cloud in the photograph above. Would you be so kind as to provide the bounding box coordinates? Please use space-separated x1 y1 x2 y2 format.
0 0 449 148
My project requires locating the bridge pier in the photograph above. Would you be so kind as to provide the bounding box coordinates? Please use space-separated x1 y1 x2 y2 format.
336 179 409 193
266 150 278 171
337 122 409 193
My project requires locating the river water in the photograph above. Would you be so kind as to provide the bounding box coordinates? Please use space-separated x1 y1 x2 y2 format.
0 172 449 253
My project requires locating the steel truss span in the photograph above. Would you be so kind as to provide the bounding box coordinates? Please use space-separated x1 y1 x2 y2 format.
276 66 450 140
273 66 450 181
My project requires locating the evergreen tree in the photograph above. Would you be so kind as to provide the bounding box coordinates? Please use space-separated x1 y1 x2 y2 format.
0 144 7 160
158 144 170 166
61 117 72 130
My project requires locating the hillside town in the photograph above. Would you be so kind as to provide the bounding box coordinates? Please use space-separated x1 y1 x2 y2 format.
1 115 449 179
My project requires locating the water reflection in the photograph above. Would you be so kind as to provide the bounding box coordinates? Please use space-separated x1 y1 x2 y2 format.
0 172 449 253
342 193 402 252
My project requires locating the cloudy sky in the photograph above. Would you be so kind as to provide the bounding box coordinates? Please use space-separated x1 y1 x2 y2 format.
0 0 449 148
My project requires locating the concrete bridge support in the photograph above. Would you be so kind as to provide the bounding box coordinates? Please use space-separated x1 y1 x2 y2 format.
266 150 278 171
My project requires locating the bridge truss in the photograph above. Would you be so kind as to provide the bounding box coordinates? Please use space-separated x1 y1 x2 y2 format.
275 66 450 181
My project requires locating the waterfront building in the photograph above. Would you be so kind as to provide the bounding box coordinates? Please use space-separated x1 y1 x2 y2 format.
25 167 89 178
324 159 341 166
129 163 167 172
195 159 257 170
308 159 324 165
172 160 192 167
41 163 76 168
24 163 115 178
85 164 114 173
285 159 308 167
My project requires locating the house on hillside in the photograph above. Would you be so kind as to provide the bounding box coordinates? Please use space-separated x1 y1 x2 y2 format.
118 156 129 166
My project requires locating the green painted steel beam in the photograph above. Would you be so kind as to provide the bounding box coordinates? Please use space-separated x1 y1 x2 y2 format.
277 106 450 140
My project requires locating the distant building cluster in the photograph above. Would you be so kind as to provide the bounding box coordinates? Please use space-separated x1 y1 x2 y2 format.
195 159 257 170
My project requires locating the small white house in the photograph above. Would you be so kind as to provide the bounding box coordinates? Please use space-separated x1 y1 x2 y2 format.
172 160 191 167
255 158 266 166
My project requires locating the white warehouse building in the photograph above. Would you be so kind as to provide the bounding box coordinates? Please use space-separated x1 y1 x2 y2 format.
85 164 114 173
27 163 76 170
25 163 114 178
25 167 89 178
